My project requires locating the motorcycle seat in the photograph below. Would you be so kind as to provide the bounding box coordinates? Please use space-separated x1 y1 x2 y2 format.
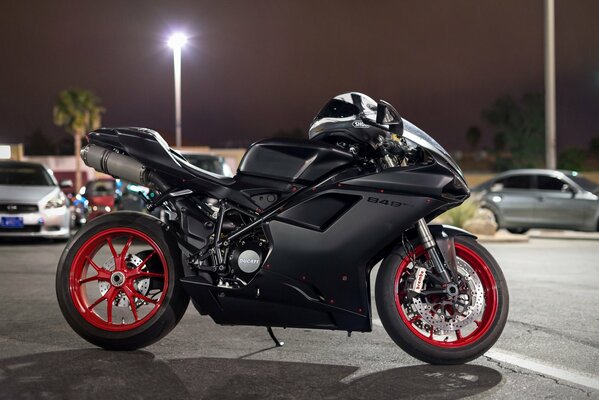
173 152 235 186
89 127 236 186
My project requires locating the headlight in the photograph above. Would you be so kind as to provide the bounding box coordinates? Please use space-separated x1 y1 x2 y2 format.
45 195 66 209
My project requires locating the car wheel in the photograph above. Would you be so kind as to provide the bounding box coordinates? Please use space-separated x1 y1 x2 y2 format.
507 228 529 234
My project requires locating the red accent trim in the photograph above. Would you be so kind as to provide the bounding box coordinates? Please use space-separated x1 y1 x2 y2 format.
393 243 498 348
69 227 169 332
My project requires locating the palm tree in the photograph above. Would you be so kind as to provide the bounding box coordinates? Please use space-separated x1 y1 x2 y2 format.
53 89 105 191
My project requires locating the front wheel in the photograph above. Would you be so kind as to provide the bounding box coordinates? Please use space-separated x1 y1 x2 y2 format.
56 212 189 350
375 236 508 364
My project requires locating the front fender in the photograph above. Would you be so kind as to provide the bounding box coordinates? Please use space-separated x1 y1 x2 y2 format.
400 223 476 243
390 224 476 274
428 224 477 240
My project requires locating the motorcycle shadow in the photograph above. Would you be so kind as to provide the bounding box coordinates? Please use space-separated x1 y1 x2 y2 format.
0 349 502 400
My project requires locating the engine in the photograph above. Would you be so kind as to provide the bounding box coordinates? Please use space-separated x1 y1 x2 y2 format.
226 237 267 283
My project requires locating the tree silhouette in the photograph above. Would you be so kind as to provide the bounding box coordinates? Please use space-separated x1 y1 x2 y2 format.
482 93 544 170
465 126 482 150
53 89 105 190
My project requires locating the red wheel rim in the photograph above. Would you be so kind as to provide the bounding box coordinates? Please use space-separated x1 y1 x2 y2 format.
69 227 169 332
393 243 498 348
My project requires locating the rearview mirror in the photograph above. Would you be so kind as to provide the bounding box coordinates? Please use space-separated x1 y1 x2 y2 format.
375 100 403 136
376 103 387 124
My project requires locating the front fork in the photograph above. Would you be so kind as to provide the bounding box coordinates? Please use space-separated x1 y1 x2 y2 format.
382 146 457 286
415 218 456 284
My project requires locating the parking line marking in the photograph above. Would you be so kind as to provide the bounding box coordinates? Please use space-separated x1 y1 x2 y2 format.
485 349 599 391
372 318 599 391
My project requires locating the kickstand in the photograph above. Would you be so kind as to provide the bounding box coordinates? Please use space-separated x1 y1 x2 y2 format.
267 326 284 347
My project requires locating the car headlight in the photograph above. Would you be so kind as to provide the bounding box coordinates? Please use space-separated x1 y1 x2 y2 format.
45 195 66 209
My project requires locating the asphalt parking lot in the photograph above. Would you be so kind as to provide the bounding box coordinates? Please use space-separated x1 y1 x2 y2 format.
0 236 598 399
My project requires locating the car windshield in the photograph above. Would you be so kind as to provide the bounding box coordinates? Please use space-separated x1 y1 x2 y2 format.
0 163 55 186
570 175 599 193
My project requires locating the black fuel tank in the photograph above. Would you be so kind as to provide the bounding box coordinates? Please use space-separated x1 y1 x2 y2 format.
238 138 354 183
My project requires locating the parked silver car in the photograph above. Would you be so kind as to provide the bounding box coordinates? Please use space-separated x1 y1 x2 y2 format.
0 161 71 239
473 169 599 233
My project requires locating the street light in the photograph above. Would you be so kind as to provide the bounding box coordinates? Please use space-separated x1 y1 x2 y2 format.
168 33 187 148
544 0 556 170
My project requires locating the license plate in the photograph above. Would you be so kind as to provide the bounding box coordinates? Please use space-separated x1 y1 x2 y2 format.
0 217 24 228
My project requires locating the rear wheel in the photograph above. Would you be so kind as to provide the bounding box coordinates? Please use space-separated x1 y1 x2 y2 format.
56 212 189 350
375 236 508 364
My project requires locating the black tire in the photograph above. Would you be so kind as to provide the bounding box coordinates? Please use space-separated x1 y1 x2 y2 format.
375 236 509 364
56 211 189 350
507 228 529 234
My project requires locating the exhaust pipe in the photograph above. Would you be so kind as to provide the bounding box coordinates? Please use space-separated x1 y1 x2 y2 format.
81 145 151 186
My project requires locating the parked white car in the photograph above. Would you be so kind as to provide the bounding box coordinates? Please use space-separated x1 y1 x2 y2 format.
0 161 71 240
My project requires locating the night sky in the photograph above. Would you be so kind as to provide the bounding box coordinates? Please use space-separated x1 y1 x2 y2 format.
1 0 598 151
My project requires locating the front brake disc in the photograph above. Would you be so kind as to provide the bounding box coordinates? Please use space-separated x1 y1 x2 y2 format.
411 257 485 332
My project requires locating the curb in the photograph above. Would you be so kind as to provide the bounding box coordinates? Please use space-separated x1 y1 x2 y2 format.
528 230 599 241
474 230 599 243
477 233 530 244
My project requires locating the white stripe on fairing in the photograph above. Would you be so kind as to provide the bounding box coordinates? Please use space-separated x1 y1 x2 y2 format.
372 318 599 391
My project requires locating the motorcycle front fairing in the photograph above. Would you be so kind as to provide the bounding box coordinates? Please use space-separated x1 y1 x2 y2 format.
401 119 469 197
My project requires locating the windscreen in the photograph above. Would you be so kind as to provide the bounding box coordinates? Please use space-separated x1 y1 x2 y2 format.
314 99 361 121
402 119 464 178
0 164 55 186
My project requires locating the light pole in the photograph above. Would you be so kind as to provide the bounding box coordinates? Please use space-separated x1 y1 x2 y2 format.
168 33 187 148
545 0 556 169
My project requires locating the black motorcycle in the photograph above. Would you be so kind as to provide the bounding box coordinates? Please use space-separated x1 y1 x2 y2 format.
56 93 508 364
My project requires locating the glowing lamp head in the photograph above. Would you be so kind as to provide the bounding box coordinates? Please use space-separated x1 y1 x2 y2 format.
167 33 187 49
